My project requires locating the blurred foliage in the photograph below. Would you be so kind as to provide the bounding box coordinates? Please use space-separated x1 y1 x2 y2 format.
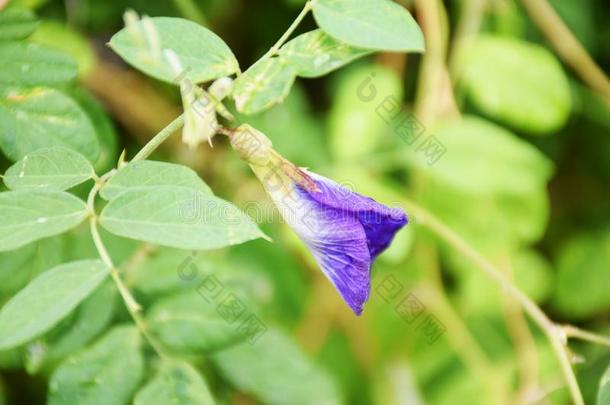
0 0 609 404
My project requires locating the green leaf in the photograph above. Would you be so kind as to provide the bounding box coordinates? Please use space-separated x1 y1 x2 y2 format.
233 57 296 115
212 328 341 405
134 361 216 405
0 260 108 350
598 364 610 405
129 248 218 299
415 116 553 195
65 87 118 173
109 17 239 84
409 116 553 251
0 42 77 86
312 0 424 52
100 160 211 200
459 35 571 134
280 29 371 78
3 147 94 191
0 238 64 301
147 291 250 355
0 8 38 40
328 64 403 160
552 230 610 320
0 87 100 162
0 190 88 251
48 326 143 405
99 186 264 250
29 21 96 76
25 281 117 372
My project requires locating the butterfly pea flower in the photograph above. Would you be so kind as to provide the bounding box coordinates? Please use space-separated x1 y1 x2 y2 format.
230 125 408 315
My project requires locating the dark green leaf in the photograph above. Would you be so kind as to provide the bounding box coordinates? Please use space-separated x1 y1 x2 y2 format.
0 86 99 162
0 237 64 302
0 260 108 350
212 328 341 405
25 281 117 372
147 291 249 355
0 8 38 40
134 361 216 405
598 364 610 405
48 326 143 405
553 230 610 319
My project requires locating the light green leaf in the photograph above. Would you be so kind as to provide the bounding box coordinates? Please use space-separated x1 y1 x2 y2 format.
0 8 38 40
312 0 424 52
0 190 88 251
415 116 553 196
280 29 371 78
134 361 216 405
99 186 264 250
0 42 77 86
66 87 118 173
0 87 100 162
100 160 211 200
48 326 143 405
29 21 96 76
233 57 296 115
329 64 403 160
25 281 117 373
460 35 571 134
598 364 610 405
212 328 341 405
408 116 553 251
129 248 218 299
0 260 108 350
147 291 250 355
109 17 239 84
0 237 64 301
3 147 94 191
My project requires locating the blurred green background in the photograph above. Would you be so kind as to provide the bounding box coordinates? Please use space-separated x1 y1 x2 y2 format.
1 0 610 404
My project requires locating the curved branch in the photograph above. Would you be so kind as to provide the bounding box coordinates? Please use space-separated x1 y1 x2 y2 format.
521 0 610 107
403 199 585 405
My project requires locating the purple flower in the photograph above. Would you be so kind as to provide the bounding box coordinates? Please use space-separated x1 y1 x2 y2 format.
254 165 408 315
229 124 408 314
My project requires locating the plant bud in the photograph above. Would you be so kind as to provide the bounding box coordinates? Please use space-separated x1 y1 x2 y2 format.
182 88 218 149
208 77 234 101
230 124 273 166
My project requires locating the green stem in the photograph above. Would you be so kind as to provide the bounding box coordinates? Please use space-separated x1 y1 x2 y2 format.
131 114 184 162
562 325 610 348
403 199 585 405
86 176 169 359
262 1 313 59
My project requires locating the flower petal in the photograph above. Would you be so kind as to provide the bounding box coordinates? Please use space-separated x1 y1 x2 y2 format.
302 172 408 259
251 163 407 315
